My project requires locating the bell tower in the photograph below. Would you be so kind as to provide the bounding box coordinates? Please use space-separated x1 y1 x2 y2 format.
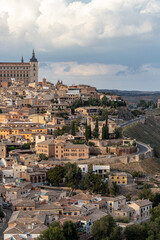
29 50 38 83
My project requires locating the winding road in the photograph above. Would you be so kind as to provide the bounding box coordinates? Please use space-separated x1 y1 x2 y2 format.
119 116 145 128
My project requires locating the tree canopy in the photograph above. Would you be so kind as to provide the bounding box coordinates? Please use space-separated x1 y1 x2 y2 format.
38 153 48 161
91 215 123 240
47 166 64 186
37 221 78 240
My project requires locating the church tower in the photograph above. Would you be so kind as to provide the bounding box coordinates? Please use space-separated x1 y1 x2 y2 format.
29 50 38 83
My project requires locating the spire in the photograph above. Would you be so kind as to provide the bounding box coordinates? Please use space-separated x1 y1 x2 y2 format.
21 56 24 63
32 49 35 58
30 49 38 62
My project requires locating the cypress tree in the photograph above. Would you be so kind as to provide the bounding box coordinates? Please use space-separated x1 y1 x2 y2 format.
102 116 109 139
93 118 99 139
71 121 75 136
85 121 89 141
105 116 109 139
102 124 106 140
88 124 92 139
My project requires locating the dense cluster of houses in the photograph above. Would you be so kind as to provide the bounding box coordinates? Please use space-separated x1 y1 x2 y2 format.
0 78 151 240
1 181 152 239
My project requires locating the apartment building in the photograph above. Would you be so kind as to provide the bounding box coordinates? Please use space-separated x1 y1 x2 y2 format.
129 200 152 222
93 165 110 175
36 139 89 160
5 187 21 202
0 125 48 141
54 142 89 160
36 139 55 157
75 106 101 116
18 171 46 184
109 172 128 185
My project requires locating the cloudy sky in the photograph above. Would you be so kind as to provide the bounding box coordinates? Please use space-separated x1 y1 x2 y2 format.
0 0 160 90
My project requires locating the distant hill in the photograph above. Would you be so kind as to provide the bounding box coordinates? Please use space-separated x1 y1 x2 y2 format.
98 89 160 106
123 117 160 158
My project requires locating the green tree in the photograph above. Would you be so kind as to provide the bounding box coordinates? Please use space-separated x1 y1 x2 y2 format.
124 224 147 240
145 221 160 240
85 121 89 141
151 203 160 222
71 121 76 136
85 122 92 141
37 222 65 240
47 166 64 186
152 193 160 207
110 226 123 240
138 184 153 200
101 96 109 106
0 207 4 218
137 100 147 109
88 124 92 140
21 143 30 149
54 127 61 138
64 163 82 189
93 118 99 139
102 116 109 140
102 124 106 140
63 221 79 240
54 126 70 138
91 215 118 240
38 153 48 161
109 182 119 196
114 127 122 139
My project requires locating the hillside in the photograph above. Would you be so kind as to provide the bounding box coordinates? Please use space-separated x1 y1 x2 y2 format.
98 89 160 106
123 117 160 158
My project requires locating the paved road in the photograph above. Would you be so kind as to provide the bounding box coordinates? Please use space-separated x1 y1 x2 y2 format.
0 209 12 240
119 116 145 128
136 142 149 155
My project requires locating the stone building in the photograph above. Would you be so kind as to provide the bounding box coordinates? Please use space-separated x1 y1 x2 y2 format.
18 171 46 184
36 139 89 160
0 50 38 85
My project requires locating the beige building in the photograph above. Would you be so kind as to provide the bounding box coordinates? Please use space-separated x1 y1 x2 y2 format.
36 139 55 157
18 171 47 184
55 142 89 160
4 210 48 240
75 106 101 116
87 117 118 138
104 195 126 213
29 114 46 124
12 199 36 211
36 139 89 160
0 114 10 123
129 200 152 222
0 143 7 158
52 116 65 126
5 187 21 202
16 97 38 107
13 165 28 178
0 50 38 85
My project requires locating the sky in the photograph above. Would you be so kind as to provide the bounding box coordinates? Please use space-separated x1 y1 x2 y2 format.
0 0 160 90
